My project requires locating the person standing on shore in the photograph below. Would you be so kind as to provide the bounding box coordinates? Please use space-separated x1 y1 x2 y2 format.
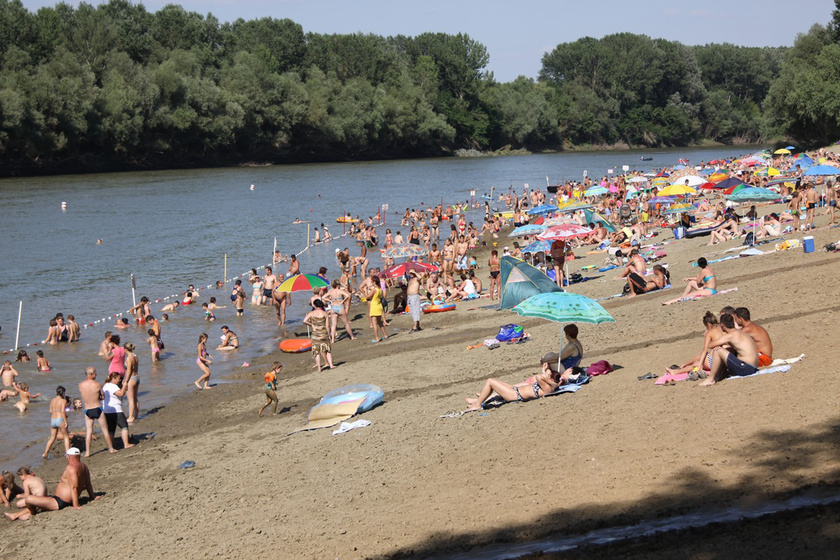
124 343 139 423
407 271 423 332
78 367 116 457
102 371 135 450
326 280 355 343
363 275 388 343
194 333 212 389
43 385 70 459
805 183 818 231
303 300 335 372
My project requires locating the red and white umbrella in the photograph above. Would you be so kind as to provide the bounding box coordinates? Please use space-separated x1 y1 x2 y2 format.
537 223 593 241
381 261 438 278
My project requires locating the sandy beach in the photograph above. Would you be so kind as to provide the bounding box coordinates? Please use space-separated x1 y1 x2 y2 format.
3 199 840 559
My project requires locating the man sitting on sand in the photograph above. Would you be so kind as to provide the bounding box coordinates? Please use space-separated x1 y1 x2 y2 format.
700 314 759 386
5 448 100 521
733 307 773 367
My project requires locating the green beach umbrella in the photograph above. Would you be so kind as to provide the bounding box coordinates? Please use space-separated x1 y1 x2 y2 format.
512 292 615 325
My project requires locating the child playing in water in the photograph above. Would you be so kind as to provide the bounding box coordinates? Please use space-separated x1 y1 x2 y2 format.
258 362 282 417
14 382 40 412
207 297 225 312
15 350 30 363
201 303 216 322
36 350 51 372
147 329 161 362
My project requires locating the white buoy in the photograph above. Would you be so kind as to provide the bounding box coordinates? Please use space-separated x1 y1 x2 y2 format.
61 201 67 211
250 184 255 191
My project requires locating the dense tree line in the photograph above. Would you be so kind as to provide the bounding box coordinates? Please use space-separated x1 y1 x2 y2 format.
0 0 836 176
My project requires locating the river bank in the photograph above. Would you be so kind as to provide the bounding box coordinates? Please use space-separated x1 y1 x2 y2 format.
3 199 840 558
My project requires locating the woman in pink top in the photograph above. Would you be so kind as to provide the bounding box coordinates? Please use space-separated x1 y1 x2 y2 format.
105 335 126 377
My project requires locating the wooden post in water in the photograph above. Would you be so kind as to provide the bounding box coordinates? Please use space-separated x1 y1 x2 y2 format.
14 301 22 351
273 237 277 264
224 253 227 283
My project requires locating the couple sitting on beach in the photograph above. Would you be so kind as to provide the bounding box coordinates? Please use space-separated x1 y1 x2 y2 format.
619 249 670 297
665 306 773 385
465 325 584 410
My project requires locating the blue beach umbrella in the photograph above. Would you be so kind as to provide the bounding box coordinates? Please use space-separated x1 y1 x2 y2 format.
508 224 547 238
526 204 559 216
804 165 839 176
521 239 553 253
584 185 608 197
727 187 778 203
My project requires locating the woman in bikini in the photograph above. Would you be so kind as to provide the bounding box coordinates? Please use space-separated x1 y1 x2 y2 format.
326 280 355 343
665 311 725 376
43 385 70 458
626 264 670 297
663 257 717 305
194 333 213 389
465 353 572 411
146 329 161 362
124 343 139 423
442 239 455 276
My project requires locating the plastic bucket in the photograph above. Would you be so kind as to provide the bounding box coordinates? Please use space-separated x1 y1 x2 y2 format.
674 227 686 240
803 236 815 253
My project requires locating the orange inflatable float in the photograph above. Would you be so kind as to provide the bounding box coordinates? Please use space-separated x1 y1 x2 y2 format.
279 338 312 353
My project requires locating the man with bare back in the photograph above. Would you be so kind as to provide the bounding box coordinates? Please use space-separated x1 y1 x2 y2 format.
78 367 116 456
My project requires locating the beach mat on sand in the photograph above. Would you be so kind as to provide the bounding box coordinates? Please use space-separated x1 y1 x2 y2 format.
288 398 365 434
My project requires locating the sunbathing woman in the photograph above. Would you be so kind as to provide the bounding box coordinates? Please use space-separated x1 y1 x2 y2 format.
626 264 670 297
559 324 584 370
665 311 725 375
756 213 783 239
663 258 717 305
465 353 575 411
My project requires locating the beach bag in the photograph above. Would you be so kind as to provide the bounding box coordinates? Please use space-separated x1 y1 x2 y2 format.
586 360 612 376
496 324 524 342
743 232 755 246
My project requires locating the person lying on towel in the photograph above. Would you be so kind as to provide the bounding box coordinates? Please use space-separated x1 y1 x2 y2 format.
464 352 584 410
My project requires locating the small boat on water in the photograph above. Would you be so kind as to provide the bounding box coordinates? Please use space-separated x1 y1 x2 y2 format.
640 156 653 161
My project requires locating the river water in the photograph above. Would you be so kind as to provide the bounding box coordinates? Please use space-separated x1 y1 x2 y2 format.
0 146 751 470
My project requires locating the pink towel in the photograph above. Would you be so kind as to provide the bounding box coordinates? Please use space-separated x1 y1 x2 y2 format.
655 372 689 385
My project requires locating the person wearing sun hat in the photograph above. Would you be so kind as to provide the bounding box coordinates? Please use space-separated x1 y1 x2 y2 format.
5 447 100 521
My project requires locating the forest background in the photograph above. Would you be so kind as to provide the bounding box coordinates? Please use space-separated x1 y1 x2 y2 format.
0 0 839 175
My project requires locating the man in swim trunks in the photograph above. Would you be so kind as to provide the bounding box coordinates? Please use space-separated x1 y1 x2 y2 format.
78 367 116 456
455 235 469 272
700 313 760 386
805 183 818 231
733 307 773 367
262 267 277 304
407 271 423 332
6 448 99 520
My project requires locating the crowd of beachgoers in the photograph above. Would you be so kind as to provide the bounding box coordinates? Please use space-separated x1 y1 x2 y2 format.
2 144 839 524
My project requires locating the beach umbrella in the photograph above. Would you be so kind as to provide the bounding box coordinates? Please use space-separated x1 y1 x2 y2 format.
698 182 718 191
774 148 791 155
512 292 615 325
786 146 796 150
648 196 677 205
804 165 839 176
714 178 750 192
521 239 553 254
537 223 593 241
608 185 619 193
584 185 608 197
723 183 749 196
664 202 694 214
727 187 778 203
508 224 547 238
671 175 705 187
556 201 593 213
276 274 329 293
628 176 648 183
380 244 428 259
381 261 438 278
658 184 697 197
526 203 558 216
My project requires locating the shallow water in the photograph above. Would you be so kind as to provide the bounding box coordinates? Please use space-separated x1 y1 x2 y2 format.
0 146 750 471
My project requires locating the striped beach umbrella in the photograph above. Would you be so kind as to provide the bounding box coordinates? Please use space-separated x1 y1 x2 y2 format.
276 274 329 293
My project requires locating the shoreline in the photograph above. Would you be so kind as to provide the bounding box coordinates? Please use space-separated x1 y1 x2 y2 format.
4 200 840 557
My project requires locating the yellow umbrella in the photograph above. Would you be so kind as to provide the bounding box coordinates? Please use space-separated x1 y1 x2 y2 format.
773 148 791 155
768 167 780 176
658 184 697 197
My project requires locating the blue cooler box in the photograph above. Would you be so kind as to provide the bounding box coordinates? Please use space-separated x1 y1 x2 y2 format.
803 236 814 253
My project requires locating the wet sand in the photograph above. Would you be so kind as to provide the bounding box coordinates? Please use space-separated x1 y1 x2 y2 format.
3 202 840 559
